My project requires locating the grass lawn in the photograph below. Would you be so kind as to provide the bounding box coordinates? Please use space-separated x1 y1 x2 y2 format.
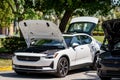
0 58 12 67
93 36 104 42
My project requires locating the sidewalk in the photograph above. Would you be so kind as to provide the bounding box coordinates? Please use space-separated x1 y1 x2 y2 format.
0 66 12 71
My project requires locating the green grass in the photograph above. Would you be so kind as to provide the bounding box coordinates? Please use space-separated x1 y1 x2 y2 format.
93 36 104 42
0 58 12 66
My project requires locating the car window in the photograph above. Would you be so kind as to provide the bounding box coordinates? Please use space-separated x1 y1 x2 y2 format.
70 36 81 45
64 36 72 47
80 35 92 44
67 22 95 34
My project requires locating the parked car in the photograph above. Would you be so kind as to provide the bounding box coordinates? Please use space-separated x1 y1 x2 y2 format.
12 17 100 77
96 19 120 80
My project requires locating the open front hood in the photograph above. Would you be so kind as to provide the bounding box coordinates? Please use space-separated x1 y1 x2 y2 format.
102 19 120 50
67 17 98 35
19 20 65 47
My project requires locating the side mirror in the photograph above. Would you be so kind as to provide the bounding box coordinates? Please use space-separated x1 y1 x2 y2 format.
72 43 79 48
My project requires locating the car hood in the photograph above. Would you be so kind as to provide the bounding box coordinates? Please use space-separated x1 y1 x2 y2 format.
67 17 98 35
102 19 120 50
19 20 66 47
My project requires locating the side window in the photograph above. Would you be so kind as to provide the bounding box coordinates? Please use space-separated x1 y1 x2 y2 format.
80 35 92 44
70 36 81 45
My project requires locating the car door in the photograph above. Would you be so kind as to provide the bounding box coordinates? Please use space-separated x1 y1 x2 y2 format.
74 35 92 65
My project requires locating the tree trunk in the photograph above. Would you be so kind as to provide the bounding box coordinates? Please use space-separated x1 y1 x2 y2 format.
59 10 73 32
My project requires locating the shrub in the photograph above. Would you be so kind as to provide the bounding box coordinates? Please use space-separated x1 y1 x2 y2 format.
1 36 27 53
93 32 104 36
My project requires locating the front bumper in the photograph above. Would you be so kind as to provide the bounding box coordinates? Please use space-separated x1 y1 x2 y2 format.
13 65 56 73
12 56 57 73
97 58 120 77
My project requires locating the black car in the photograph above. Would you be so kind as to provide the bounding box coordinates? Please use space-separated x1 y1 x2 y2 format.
96 19 120 80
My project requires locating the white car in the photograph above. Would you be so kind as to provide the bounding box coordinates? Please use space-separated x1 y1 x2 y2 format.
12 17 100 77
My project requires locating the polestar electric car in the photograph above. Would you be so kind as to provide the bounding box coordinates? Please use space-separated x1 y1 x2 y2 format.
12 17 100 77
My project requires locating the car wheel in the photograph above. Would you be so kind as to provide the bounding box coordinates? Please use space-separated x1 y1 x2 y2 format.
92 55 97 70
56 57 69 77
97 69 111 80
90 54 97 70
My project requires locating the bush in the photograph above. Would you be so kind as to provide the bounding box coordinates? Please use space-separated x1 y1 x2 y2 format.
93 32 104 36
1 36 27 53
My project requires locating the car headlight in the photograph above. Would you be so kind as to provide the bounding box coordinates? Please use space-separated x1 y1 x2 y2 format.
45 53 58 59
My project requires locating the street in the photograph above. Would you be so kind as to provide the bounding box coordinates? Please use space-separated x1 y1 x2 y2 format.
0 68 119 80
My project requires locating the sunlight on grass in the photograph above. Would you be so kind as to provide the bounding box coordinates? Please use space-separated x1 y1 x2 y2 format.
93 36 104 42
0 58 12 66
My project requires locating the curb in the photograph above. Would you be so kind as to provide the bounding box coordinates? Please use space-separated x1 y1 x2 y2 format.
0 66 12 71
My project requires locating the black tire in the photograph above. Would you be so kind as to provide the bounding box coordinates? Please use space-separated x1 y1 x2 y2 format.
97 69 111 80
56 57 69 77
90 55 97 70
99 76 111 80
92 55 97 70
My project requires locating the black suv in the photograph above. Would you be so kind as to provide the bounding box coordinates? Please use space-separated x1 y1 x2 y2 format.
96 19 120 80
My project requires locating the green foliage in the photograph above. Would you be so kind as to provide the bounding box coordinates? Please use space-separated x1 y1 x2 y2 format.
0 47 9 53
5 0 115 32
0 0 14 27
35 0 111 16
1 37 27 53
34 0 112 32
81 0 111 15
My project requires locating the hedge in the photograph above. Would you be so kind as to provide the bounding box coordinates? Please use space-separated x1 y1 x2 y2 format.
1 37 27 53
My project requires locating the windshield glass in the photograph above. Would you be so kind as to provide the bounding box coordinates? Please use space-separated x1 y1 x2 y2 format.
31 36 72 47
67 22 95 34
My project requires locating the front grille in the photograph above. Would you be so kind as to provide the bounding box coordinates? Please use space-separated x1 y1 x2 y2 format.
106 70 120 76
111 50 120 57
17 56 40 61
101 59 120 68
15 65 42 69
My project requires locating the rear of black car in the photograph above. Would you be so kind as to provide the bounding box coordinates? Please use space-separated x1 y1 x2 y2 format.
97 19 120 80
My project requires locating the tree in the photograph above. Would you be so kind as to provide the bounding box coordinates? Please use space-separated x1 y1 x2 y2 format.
34 0 111 32
0 0 14 27
5 0 42 22
6 0 114 33
5 0 43 35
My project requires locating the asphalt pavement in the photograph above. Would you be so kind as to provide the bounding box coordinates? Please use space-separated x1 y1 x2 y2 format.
0 68 119 80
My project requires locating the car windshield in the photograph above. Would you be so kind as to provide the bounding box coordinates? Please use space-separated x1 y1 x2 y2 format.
31 36 72 47
67 22 95 34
